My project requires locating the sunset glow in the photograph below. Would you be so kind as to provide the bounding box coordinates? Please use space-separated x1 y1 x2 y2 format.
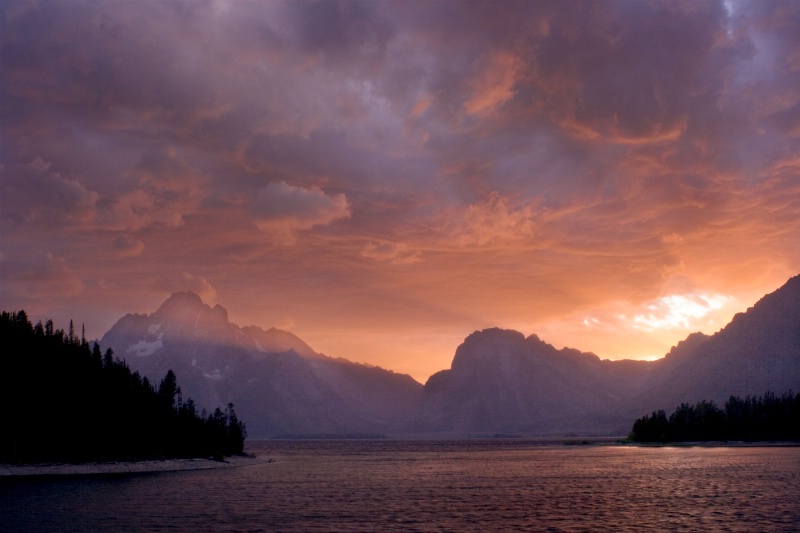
1 0 798 383
632 293 730 331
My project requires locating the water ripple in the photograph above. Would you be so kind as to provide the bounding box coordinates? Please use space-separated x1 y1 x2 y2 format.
2 442 799 532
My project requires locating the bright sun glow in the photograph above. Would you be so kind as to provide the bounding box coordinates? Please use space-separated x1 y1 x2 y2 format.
632 294 730 331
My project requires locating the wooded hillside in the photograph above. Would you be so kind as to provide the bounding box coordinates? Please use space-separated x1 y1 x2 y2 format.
0 310 246 464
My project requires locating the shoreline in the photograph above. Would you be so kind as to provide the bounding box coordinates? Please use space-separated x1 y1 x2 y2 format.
0 454 270 478
624 440 800 448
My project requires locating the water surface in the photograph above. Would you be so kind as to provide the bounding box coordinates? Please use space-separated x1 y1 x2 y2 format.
2 441 799 532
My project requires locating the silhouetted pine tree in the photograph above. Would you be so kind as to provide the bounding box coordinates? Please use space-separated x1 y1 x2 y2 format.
0 310 247 464
629 392 800 443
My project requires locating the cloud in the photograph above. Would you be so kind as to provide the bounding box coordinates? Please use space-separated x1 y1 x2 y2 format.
409 96 431 120
360 240 421 264
464 51 523 117
251 181 351 244
1 157 98 225
282 0 393 65
447 192 536 247
631 293 731 331
1 0 798 380
152 273 217 305
96 149 206 232
275 316 295 330
111 236 145 258
530 2 727 145
661 233 685 246
100 186 186 231
0 251 83 299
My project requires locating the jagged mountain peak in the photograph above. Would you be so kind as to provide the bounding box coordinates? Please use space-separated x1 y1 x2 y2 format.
734 273 799 322
453 327 592 367
459 328 527 351
662 332 709 362
108 292 319 358
100 291 422 438
451 328 529 371
525 333 544 344
154 291 211 319
449 327 608 380
150 291 230 327
96 274 798 437
212 304 229 322
467 327 525 341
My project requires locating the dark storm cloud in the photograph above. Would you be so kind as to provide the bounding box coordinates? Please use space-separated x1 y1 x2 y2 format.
283 0 394 63
1 157 98 224
250 181 350 244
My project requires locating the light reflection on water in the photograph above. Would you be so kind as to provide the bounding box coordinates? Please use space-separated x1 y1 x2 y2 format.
2 441 799 532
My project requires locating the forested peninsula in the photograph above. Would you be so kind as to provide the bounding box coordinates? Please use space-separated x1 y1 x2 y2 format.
0 310 246 464
629 392 800 443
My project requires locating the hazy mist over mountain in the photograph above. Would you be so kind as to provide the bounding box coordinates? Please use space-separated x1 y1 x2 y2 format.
101 275 800 437
102 292 421 438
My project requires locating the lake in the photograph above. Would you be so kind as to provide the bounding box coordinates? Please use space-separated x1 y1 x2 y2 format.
2 440 799 532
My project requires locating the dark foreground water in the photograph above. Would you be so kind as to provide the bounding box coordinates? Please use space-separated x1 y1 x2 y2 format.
2 440 799 532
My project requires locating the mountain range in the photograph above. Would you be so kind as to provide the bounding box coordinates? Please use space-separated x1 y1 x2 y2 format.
101 274 800 437
101 292 420 437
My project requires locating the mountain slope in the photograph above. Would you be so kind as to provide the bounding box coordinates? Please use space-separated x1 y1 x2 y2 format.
626 274 800 416
413 275 800 436
100 275 800 438
101 292 422 437
413 328 653 436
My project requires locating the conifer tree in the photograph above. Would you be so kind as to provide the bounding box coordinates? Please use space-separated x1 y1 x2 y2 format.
0 310 248 463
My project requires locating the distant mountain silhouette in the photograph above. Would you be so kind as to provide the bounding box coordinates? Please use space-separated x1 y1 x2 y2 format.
101 292 421 438
101 275 799 437
622 274 800 421
413 329 653 436
415 274 800 436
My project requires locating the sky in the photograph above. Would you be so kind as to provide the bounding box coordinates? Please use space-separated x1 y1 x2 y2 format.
1 0 798 383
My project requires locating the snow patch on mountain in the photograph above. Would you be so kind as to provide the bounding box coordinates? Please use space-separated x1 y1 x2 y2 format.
126 338 164 357
202 369 224 380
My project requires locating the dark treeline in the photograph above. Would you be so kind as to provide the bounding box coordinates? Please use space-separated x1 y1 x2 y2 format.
630 392 800 443
0 310 246 464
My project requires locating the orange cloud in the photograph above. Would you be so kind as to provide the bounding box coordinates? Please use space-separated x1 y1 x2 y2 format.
360 240 421 264
445 192 536 247
464 51 523 117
